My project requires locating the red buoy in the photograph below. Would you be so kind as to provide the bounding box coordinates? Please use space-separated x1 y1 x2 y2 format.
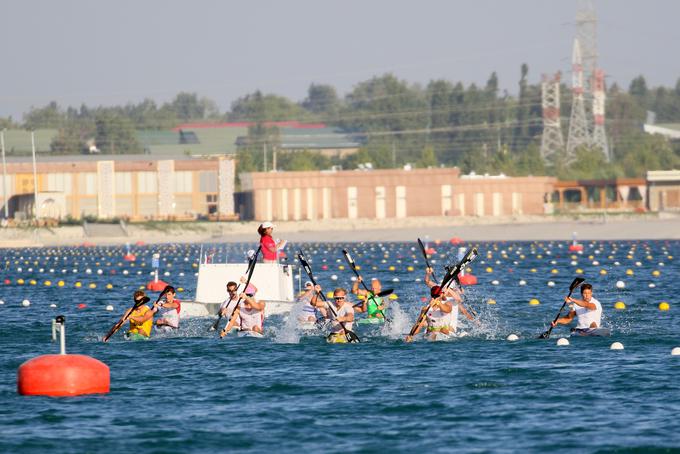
278 251 287 259
568 244 584 252
449 237 463 245
135 240 145 246
123 254 136 261
425 248 436 255
17 354 109 396
147 279 169 291
458 274 478 285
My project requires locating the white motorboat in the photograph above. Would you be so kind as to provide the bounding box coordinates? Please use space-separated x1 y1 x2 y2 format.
181 260 297 318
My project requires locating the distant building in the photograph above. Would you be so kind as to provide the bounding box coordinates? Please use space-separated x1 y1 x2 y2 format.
647 170 680 211
643 123 680 140
0 155 235 221
238 168 555 221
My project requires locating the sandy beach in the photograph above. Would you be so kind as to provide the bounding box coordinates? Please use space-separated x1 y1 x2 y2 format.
1 213 679 247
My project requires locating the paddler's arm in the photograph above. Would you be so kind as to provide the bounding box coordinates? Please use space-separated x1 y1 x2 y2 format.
553 309 576 326
436 299 453 314
351 277 366 296
241 293 265 311
424 268 436 288
129 306 156 323
444 287 463 303
221 307 240 337
567 296 596 310
459 303 475 321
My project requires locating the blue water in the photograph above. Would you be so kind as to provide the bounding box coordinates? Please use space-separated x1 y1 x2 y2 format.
1 240 679 452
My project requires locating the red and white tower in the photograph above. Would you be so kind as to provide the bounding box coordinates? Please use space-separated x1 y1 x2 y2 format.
566 38 590 161
591 68 609 160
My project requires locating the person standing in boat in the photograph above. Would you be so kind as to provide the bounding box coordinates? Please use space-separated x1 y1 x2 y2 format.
258 222 286 263
155 286 181 332
220 287 266 337
351 276 386 321
551 283 602 332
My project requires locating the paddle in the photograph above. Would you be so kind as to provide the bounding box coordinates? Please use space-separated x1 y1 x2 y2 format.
103 286 171 342
407 247 478 338
342 249 389 320
209 248 259 332
537 277 586 339
298 250 360 343
417 238 438 282
219 246 261 337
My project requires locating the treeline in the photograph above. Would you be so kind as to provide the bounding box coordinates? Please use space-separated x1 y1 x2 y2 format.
3 68 680 179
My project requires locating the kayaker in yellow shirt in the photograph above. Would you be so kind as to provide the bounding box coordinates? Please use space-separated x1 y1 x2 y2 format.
127 290 158 340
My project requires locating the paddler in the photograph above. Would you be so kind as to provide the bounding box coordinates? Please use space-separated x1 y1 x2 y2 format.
127 290 157 340
220 286 265 337
425 267 464 304
315 286 354 343
296 281 324 324
351 276 386 320
406 284 474 342
155 286 181 332
551 283 602 333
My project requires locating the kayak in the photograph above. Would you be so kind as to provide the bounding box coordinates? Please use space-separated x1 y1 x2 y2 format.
425 330 468 342
237 330 264 338
357 317 385 325
124 332 150 341
326 333 349 344
570 328 611 337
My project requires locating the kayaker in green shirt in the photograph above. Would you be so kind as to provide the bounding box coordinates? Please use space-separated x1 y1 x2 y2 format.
352 276 386 320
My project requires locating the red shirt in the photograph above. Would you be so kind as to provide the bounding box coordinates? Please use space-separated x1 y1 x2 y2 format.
260 235 277 261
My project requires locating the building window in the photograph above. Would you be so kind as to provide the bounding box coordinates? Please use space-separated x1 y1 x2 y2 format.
137 172 157 194
200 171 217 193
207 194 217 214
115 172 132 195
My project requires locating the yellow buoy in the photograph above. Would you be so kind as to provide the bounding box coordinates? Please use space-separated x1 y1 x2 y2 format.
599 269 608 275
659 302 670 311
407 266 414 272
357 294 366 300
326 291 334 298
625 269 634 276
75 282 82 288
614 301 626 310
550 269 558 274
486 267 493 273
388 294 398 300
355 265 361 271
652 270 661 277
44 280 52 286
530 268 537 273
338 265 345 270
106 284 113 289
388 266 396 271
487 298 497 305
575 268 583 274
29 279 37 285
89 283 97 289
529 298 540 306
17 278 25 285
177 287 184 292
57 280 65 287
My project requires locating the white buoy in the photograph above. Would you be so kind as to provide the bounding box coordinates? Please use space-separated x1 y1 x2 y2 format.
649 283 656 288
179 272 185 277
671 347 680 356
163 271 170 276
570 260 578 266
0 300 4 305
392 277 400 282
519 280 526 286
491 280 500 285
330 274 338 281
97 269 103 275
547 281 555 287
592 261 600 266
105 305 114 311
21 299 31 307
49 303 57 308
610 342 624 350
556 338 569 346
507 334 519 342
615 281 625 289
350 276 357 281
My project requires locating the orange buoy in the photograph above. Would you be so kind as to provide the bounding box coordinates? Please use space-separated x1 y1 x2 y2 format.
82 241 96 247
568 244 584 252
18 354 109 396
449 237 463 245
278 251 287 259
425 248 436 255
458 274 478 285
147 279 169 291
123 253 136 261
135 241 145 246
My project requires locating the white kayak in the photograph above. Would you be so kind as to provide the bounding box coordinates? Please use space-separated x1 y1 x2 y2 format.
237 330 264 338
426 330 468 342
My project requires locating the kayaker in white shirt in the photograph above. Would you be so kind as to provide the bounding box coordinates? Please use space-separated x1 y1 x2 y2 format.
552 283 602 330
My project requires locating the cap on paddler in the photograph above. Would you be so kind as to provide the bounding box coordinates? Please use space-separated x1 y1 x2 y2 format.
261 221 275 229
430 285 442 298
304 281 313 288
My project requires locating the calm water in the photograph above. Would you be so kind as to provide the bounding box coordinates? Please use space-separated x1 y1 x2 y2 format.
1 240 679 453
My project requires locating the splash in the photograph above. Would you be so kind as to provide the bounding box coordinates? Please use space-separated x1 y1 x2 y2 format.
380 301 409 339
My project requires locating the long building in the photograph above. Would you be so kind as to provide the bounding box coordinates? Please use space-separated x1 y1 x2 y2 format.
239 168 556 221
0 155 235 221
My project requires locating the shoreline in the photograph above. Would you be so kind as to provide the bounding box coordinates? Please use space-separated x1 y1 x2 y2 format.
1 213 679 247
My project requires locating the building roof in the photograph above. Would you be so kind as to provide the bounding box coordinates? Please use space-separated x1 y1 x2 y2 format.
1 129 59 154
643 123 680 140
277 127 363 150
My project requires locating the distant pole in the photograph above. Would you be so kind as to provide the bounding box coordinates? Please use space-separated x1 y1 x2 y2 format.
272 146 277 172
263 143 267 172
1 129 8 218
31 131 39 220
392 142 396 168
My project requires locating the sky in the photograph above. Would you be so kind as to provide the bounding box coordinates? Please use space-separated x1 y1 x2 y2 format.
2 0 679 121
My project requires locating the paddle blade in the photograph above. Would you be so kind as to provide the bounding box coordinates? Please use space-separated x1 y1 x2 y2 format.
346 331 361 343
377 288 393 297
569 277 586 294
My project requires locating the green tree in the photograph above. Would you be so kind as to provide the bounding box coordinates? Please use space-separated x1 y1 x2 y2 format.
94 112 141 154
23 101 66 129
228 90 309 122
416 145 438 168
166 92 219 121
301 84 339 118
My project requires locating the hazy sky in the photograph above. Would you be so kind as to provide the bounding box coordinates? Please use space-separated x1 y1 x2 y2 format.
2 0 679 120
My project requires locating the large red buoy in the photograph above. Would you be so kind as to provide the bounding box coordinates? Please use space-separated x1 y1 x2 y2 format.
147 279 169 291
449 237 463 245
18 355 110 396
123 253 136 261
568 244 584 252
458 274 478 285
17 316 109 397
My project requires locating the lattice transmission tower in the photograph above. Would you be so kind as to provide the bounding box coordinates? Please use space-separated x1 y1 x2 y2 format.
591 68 610 160
566 38 590 161
540 72 565 162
